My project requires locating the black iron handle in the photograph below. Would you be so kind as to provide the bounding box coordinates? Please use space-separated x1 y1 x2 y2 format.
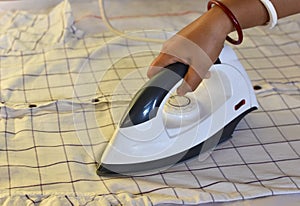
120 62 189 128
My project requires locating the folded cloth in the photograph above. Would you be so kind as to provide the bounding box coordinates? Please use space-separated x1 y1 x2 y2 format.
0 0 83 52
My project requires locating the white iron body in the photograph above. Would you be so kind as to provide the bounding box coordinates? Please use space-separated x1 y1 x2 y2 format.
97 45 258 175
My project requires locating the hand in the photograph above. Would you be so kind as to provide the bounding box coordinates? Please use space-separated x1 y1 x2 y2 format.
147 7 233 96
148 0 299 95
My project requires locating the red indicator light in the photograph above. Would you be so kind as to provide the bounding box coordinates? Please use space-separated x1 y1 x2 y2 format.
235 99 246 110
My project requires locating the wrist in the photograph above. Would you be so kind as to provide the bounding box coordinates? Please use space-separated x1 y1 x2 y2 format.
207 0 244 45
176 10 228 63
220 0 269 29
206 4 235 36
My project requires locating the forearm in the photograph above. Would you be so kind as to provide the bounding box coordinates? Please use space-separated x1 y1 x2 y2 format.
271 0 300 18
222 0 300 30
177 0 300 61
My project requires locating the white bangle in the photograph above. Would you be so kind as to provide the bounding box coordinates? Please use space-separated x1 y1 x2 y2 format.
259 0 278 29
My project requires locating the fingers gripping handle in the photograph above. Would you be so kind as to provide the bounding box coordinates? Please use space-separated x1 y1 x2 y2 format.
120 62 189 128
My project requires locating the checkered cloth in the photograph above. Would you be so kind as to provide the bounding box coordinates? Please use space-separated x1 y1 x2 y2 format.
0 0 299 205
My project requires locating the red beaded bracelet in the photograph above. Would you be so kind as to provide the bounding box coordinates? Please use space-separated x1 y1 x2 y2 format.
207 0 243 45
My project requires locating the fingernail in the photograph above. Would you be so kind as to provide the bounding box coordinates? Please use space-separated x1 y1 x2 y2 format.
204 71 211 79
177 86 186 96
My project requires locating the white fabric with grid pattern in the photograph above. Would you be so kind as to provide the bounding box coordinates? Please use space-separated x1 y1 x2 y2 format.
0 0 299 205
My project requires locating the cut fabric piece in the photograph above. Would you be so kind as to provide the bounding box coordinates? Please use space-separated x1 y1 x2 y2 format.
0 0 83 52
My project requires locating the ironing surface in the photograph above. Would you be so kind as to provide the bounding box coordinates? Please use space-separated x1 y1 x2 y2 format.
0 0 299 205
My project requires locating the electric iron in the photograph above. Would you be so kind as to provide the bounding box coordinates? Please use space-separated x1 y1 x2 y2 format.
97 45 258 176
